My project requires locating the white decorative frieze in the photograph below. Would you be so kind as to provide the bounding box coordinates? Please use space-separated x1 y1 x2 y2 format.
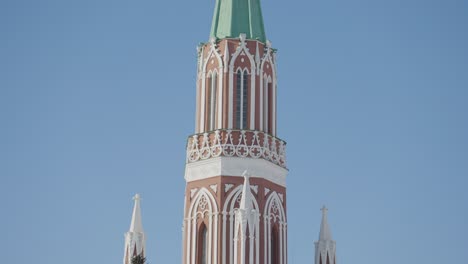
278 193 284 202
186 129 287 169
265 188 270 196
210 184 218 193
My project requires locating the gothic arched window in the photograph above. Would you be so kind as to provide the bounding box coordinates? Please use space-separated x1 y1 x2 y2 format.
206 73 212 131
263 76 273 134
206 72 218 131
197 224 208 264
208 72 218 130
271 226 279 264
236 69 249 129
263 76 271 133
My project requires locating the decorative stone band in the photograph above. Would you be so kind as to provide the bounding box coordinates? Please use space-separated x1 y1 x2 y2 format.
186 129 287 169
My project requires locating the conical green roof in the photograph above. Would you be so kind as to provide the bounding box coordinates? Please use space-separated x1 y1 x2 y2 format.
210 0 266 43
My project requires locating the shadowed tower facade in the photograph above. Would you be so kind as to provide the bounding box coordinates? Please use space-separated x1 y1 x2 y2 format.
182 0 288 264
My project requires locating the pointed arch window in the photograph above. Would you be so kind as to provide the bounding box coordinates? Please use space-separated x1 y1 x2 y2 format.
236 69 249 129
197 224 208 264
271 226 279 264
263 76 273 134
206 72 218 131
210 72 217 131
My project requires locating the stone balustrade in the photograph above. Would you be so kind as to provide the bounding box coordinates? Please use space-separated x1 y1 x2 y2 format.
186 129 287 169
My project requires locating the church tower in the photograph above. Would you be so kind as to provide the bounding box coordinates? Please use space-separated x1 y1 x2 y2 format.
124 194 146 264
182 0 288 264
314 207 336 264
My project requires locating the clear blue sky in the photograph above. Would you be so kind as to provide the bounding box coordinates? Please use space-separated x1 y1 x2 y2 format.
1 0 467 263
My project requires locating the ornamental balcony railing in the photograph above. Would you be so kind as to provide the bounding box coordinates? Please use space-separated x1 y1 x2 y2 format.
186 129 287 169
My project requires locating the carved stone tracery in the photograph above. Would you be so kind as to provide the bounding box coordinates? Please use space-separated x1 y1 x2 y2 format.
187 129 287 168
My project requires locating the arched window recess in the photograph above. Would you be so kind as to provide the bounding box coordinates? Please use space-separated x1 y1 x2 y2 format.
271 225 279 264
197 223 209 264
206 71 218 131
263 75 273 134
235 68 249 130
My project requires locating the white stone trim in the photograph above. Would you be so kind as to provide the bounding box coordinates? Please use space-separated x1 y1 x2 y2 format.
260 46 277 136
185 157 288 187
224 184 234 193
249 68 256 130
187 130 287 169
200 41 223 133
186 188 219 264
190 188 199 198
217 67 223 129
271 53 277 136
264 192 287 264
202 41 223 75
251 185 258 194
210 184 218 193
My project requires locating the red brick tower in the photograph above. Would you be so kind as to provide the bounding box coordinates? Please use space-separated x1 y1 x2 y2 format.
182 1 288 264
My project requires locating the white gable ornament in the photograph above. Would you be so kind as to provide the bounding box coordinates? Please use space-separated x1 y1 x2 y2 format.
251 185 258 194
224 184 234 193
190 188 199 198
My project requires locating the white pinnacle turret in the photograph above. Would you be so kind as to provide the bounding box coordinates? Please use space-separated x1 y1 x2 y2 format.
123 194 146 264
234 171 260 264
315 206 336 264
319 206 332 241
239 170 253 210
130 194 144 233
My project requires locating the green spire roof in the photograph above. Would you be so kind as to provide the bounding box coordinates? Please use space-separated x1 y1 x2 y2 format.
210 0 267 43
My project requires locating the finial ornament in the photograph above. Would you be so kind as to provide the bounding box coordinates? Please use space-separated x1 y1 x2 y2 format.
242 170 251 178
196 43 203 53
239 33 247 42
321 205 328 214
209 36 216 44
133 194 141 201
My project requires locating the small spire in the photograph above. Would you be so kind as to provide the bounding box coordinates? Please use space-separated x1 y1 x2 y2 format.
255 42 261 64
124 194 146 264
129 194 144 233
239 171 253 210
319 205 332 241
